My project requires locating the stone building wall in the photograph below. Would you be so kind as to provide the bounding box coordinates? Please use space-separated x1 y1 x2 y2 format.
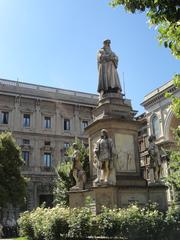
0 78 98 210
139 80 180 203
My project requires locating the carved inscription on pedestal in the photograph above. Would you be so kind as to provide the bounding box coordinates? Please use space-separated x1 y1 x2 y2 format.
115 133 136 172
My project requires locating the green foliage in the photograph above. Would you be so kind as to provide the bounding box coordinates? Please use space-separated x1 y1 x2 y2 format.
0 132 27 207
110 1 180 23
158 22 180 59
165 75 180 118
18 206 70 240
171 75 180 118
68 207 93 239
110 1 180 59
97 204 165 240
18 204 180 240
13 238 28 240
53 161 73 207
53 140 89 207
66 140 90 178
166 128 180 191
165 75 180 192
165 206 180 240
17 211 35 239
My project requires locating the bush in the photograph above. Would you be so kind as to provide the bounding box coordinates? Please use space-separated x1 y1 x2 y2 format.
18 211 35 239
68 207 93 239
43 206 69 240
164 206 180 240
97 205 165 240
18 204 180 240
18 206 69 240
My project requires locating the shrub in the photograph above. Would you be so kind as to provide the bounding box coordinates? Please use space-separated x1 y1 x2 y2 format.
97 204 165 240
43 206 69 240
68 207 93 239
18 204 180 240
18 206 69 240
18 211 35 239
164 206 180 240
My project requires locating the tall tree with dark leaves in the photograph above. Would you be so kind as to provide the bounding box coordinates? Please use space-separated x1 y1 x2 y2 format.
0 132 27 208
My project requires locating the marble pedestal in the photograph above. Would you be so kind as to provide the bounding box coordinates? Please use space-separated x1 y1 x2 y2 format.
69 93 168 213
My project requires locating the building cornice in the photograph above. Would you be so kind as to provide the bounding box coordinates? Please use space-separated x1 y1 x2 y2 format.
141 80 177 109
0 78 98 107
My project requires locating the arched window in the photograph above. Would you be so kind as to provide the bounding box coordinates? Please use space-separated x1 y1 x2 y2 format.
151 115 160 138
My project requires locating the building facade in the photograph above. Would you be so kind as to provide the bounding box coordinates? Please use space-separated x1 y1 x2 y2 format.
139 80 180 202
0 78 98 210
0 78 179 210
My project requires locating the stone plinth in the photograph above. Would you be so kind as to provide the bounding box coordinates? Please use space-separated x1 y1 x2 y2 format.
93 92 136 121
68 189 94 209
148 183 168 211
69 183 168 213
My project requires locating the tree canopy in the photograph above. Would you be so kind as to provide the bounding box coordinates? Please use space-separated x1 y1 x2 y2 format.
110 0 180 59
0 132 27 208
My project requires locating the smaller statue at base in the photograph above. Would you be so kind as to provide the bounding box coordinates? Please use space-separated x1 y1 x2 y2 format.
70 143 86 190
148 135 162 183
93 129 117 186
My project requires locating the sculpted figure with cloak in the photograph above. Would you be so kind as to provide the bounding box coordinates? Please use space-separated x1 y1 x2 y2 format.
97 39 122 99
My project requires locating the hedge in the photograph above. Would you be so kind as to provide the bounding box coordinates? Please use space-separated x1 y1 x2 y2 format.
18 204 180 240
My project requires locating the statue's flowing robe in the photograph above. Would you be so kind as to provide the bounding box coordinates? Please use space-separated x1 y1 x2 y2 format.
97 47 122 93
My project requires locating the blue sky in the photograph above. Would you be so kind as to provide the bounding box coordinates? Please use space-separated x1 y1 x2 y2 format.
0 0 179 113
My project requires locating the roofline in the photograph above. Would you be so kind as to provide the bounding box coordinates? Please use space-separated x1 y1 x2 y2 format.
141 79 177 107
0 77 98 99
143 79 174 103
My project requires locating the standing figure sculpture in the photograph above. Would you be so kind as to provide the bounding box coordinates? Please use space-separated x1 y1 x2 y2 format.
71 143 86 190
148 135 162 183
97 39 122 99
94 129 117 185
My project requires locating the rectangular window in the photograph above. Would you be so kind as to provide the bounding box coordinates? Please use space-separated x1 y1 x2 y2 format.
43 153 52 167
23 139 30 145
45 141 51 146
64 142 70 149
22 151 30 166
81 120 88 131
23 114 30 127
44 117 51 128
64 119 70 131
0 111 9 124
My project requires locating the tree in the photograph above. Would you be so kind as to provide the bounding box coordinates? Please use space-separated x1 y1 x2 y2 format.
110 0 180 59
53 140 89 206
0 132 27 208
165 76 180 195
167 129 180 189
53 161 73 206
165 74 180 119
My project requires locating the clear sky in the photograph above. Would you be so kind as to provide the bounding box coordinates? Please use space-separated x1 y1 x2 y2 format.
0 0 179 113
